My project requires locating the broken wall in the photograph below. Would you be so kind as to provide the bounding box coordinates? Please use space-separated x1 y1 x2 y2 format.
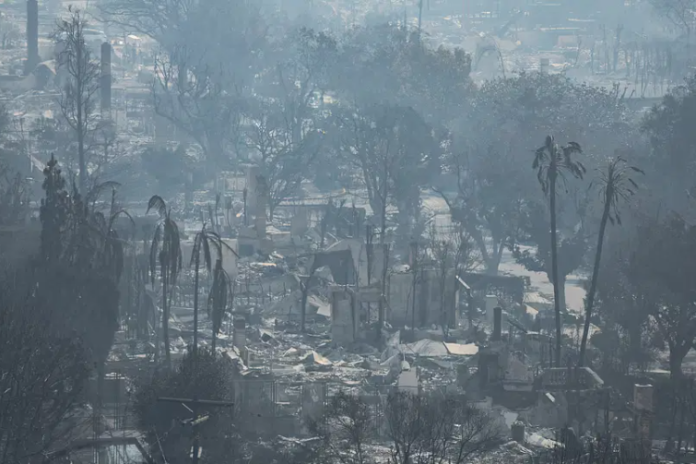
330 287 359 345
323 239 388 286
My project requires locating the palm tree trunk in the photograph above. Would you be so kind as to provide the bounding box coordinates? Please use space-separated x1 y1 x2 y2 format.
212 331 217 353
549 172 562 367
163 273 171 368
193 251 200 358
578 196 611 366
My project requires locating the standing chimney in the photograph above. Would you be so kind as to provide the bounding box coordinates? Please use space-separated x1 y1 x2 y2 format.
493 306 502 341
634 383 653 458
511 421 525 443
485 294 498 325
100 42 112 114
25 0 39 75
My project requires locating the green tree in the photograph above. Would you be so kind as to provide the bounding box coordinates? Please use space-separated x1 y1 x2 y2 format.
578 157 642 367
512 200 588 321
641 74 696 214
443 73 631 275
532 136 585 367
626 215 696 380
436 147 527 274
332 103 440 240
147 195 182 368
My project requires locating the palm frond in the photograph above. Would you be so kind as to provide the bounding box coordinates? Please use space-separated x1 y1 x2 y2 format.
108 208 135 232
190 230 202 269
146 195 167 218
208 203 215 230
111 230 125 281
202 232 212 272
207 259 230 335
165 218 182 283
91 210 108 230
219 236 240 258
595 155 643 225
544 135 554 152
149 225 162 286
86 180 122 206
533 136 584 195
204 229 240 258
564 141 582 155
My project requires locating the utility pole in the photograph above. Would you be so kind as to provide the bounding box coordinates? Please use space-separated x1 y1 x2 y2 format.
156 397 234 464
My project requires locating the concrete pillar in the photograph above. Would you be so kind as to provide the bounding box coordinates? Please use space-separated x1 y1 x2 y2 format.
330 286 358 345
634 383 653 460
492 306 502 341
634 384 653 412
25 0 40 75
540 57 549 74
100 42 112 114
485 294 497 325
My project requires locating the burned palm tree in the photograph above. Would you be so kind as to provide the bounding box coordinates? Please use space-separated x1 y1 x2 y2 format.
147 195 182 368
533 136 585 367
89 190 134 282
207 257 235 352
578 157 642 367
191 225 238 357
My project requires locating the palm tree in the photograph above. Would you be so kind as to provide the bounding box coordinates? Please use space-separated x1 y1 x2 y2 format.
533 135 585 367
147 195 182 368
578 157 642 367
207 258 234 352
187 225 237 464
90 189 134 282
191 225 238 357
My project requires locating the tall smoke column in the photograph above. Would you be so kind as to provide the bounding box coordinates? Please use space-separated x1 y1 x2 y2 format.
25 0 39 75
101 42 112 114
